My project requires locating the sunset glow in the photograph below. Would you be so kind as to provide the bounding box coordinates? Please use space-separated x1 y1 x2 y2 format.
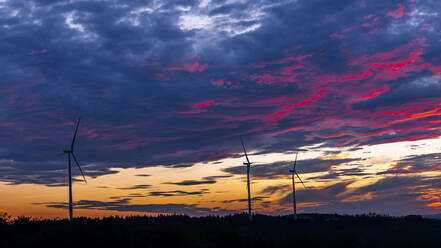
1 0 441 219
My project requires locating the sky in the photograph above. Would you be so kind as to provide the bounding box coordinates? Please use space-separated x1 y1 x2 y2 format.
1 0 441 218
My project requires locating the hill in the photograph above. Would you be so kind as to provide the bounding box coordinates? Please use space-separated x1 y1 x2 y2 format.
424 213 441 220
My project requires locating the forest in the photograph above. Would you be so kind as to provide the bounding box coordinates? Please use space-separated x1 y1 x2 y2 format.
1 213 441 247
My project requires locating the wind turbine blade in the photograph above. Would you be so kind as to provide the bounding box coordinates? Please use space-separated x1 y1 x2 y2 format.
293 151 298 169
241 139 250 164
72 153 87 184
71 118 81 151
295 172 307 189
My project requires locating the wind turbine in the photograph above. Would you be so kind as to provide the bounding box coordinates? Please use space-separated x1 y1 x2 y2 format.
289 151 307 221
64 118 87 221
241 139 253 221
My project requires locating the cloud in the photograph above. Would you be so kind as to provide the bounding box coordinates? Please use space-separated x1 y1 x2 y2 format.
110 193 146 199
148 189 209 197
34 199 233 216
278 181 352 205
221 196 270 204
223 158 360 179
0 159 119 186
116 184 151 190
309 167 369 181
162 174 233 187
202 175 232 180
378 152 441 175
135 174 151 177
164 180 217 186
259 184 291 195
277 175 441 215
1 0 441 191
353 76 441 110
170 164 194 168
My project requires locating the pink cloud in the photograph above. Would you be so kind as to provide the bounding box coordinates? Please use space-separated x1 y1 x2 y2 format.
29 49 47 55
387 4 405 19
361 87 389 100
211 79 224 86
194 101 215 108
179 101 215 114
166 62 205 72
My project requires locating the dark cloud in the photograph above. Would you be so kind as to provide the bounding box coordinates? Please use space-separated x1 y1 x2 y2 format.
278 175 441 215
259 184 291 195
353 76 441 110
135 174 151 177
0 159 118 186
148 189 209 197
170 164 194 168
116 184 151 190
107 189 211 198
202 175 232 180
308 167 371 181
164 180 217 186
34 199 234 216
279 181 352 205
378 153 441 175
223 158 360 179
221 196 269 204
110 193 146 199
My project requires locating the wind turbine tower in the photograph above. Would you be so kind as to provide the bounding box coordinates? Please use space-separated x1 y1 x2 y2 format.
64 118 87 221
241 140 253 221
289 151 306 221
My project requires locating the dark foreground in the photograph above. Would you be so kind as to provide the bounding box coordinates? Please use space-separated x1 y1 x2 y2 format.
1 213 441 248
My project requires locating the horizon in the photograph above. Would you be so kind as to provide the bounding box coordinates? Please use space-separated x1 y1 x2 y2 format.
2 209 439 221
1 0 441 219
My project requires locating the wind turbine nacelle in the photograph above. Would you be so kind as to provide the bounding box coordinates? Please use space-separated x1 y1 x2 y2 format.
64 150 72 153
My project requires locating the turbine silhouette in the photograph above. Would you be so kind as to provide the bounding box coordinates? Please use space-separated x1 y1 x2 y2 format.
64 118 87 221
289 151 306 221
241 139 253 221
